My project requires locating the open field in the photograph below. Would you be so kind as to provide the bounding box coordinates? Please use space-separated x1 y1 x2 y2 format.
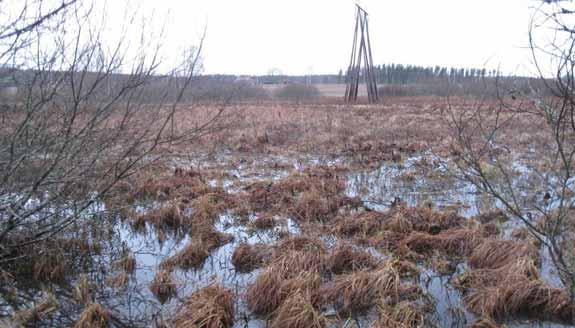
2 95 572 328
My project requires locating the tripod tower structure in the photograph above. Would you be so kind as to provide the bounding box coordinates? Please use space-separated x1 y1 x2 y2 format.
345 4 379 103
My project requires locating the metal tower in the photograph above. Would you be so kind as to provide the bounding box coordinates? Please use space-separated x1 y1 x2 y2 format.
345 4 379 103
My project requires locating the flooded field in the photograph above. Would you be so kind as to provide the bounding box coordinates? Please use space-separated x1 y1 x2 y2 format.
3 149 571 328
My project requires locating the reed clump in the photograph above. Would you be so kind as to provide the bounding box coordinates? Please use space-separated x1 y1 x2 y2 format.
173 284 234 328
322 262 401 314
13 293 59 326
231 243 273 273
245 262 322 315
74 303 110 328
468 239 539 269
270 291 327 328
150 269 178 304
372 301 427 328
327 243 378 274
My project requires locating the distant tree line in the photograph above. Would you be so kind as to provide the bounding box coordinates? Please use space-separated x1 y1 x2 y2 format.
192 64 501 86
372 64 498 85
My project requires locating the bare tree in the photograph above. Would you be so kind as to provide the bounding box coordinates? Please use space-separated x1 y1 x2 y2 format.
443 0 575 299
0 0 220 264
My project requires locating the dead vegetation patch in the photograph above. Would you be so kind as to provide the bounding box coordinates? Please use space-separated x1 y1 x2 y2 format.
468 239 540 269
150 270 178 304
327 243 379 274
74 303 110 328
373 301 428 328
231 243 273 273
270 291 326 328
173 284 234 328
321 262 401 314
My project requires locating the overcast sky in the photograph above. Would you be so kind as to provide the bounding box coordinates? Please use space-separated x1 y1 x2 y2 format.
128 0 543 76
13 0 564 76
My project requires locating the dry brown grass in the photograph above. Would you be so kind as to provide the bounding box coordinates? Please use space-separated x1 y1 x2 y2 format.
403 228 483 258
468 239 539 269
474 210 508 224
252 214 277 229
73 275 92 305
231 243 272 273
322 262 401 314
173 284 234 328
161 241 210 270
161 224 233 270
327 244 378 274
384 207 464 234
135 202 188 232
332 211 389 237
270 291 326 328
276 235 327 254
245 263 322 315
74 303 110 328
115 252 136 274
13 293 59 326
109 271 130 289
150 269 178 304
464 278 574 321
373 301 427 328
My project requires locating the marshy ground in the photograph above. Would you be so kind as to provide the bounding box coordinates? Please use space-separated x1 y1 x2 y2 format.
1 96 572 327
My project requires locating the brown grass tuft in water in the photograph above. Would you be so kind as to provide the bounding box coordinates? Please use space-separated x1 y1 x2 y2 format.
173 284 234 328
322 262 400 314
270 291 326 328
150 270 177 304
253 213 277 229
231 243 272 273
276 235 327 254
74 303 110 328
403 228 483 257
13 293 59 326
73 275 92 305
468 239 539 269
245 264 322 315
327 243 378 274
373 301 426 328
116 252 136 274
161 241 210 270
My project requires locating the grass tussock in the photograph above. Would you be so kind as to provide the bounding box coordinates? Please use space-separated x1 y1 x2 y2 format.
403 228 483 257
455 256 574 322
74 303 110 328
246 265 322 315
73 275 92 305
384 207 464 234
270 292 326 328
173 284 234 328
150 270 178 304
322 262 401 314
464 279 574 321
332 211 388 237
13 293 59 326
231 243 272 273
253 214 277 229
116 252 136 274
468 239 539 269
373 301 426 328
109 271 130 289
135 203 188 232
161 241 210 270
276 235 327 254
162 224 233 270
327 244 378 274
